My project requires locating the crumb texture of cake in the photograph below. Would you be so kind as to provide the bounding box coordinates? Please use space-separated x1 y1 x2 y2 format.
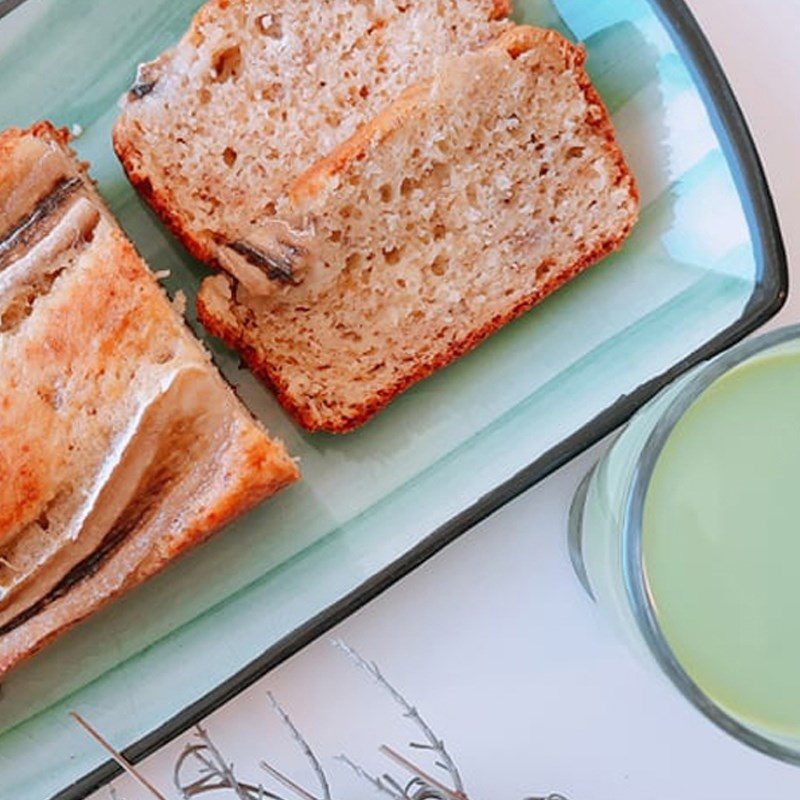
197 26 640 432
113 0 511 272
0 123 299 676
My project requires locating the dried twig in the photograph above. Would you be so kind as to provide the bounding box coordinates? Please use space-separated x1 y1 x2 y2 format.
403 778 453 800
70 712 167 800
332 641 465 798
173 724 280 800
263 691 332 800
260 760 318 800
336 754 405 799
380 746 460 800
525 796 571 800
79 644 569 800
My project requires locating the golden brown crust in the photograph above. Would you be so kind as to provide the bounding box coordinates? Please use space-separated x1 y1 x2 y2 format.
0 123 71 542
490 0 513 20
200 25 639 434
0 436 297 677
0 394 62 547
0 452 296 676
199 222 634 433
0 120 70 150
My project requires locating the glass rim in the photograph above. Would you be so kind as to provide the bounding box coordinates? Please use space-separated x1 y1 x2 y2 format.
622 323 800 764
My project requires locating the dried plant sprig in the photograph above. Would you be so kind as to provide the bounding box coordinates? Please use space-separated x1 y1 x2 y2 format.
379 773 410 797
174 724 279 800
525 795 571 800
264 691 332 800
260 759 319 800
380 745 460 800
79 642 570 800
332 640 465 798
70 712 166 800
336 754 405 799
403 777 453 800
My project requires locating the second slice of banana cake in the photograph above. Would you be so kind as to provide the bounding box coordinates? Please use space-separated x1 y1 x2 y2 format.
198 26 640 432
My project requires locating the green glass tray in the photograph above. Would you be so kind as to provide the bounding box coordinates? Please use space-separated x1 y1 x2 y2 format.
0 0 786 797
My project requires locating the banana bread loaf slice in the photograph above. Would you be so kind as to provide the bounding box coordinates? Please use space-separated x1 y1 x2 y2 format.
197 26 640 432
0 122 298 676
112 0 511 280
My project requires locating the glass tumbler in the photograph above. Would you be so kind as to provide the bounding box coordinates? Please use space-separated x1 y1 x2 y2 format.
568 324 800 763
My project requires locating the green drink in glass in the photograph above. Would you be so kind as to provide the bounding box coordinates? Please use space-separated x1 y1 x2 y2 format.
570 325 800 760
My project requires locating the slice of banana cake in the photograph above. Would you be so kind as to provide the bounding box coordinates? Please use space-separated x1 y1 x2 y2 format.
197 26 639 432
0 122 298 675
113 0 512 277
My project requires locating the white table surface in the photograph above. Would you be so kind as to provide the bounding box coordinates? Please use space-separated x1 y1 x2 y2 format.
94 1 800 798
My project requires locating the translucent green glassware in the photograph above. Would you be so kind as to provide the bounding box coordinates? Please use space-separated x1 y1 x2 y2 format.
570 325 800 763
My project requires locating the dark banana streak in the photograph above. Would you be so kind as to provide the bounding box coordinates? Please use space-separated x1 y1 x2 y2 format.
0 176 82 271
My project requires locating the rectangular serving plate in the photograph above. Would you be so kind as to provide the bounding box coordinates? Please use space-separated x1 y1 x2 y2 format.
0 0 786 797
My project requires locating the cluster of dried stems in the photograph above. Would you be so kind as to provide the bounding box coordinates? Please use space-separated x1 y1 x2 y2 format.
79 641 568 800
